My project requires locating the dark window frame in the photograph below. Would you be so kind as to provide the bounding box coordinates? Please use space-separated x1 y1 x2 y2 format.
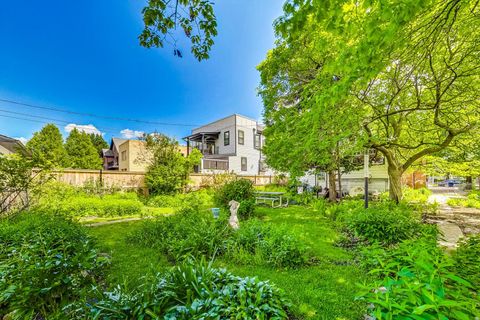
241 157 247 171
238 130 244 145
254 134 261 150
224 131 230 146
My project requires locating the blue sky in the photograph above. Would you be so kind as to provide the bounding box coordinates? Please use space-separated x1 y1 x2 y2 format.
0 0 284 144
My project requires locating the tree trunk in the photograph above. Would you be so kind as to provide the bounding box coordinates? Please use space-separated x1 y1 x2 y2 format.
337 167 342 200
328 170 337 202
387 164 403 203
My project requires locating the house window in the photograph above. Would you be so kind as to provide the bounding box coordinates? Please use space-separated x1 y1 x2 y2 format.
238 130 244 145
254 134 261 150
241 157 247 171
224 131 230 146
215 146 220 154
121 150 127 161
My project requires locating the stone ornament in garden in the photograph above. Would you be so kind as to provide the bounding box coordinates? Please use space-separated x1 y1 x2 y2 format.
228 200 240 230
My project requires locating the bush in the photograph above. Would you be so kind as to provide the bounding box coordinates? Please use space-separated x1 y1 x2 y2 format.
453 234 480 289
127 207 232 261
448 190 480 209
358 238 479 319
335 201 424 246
214 178 256 219
35 184 144 217
147 189 213 210
67 259 290 319
226 220 312 268
0 213 108 319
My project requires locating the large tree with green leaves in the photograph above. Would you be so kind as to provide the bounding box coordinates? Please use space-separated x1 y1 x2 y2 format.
142 133 201 195
88 133 108 155
65 129 102 169
26 124 68 168
259 0 480 202
139 0 217 61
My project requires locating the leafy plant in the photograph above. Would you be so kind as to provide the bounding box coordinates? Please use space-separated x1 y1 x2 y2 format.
335 201 424 246
0 213 108 319
127 207 231 261
452 234 480 289
358 238 479 319
226 220 312 268
214 178 256 219
67 258 290 319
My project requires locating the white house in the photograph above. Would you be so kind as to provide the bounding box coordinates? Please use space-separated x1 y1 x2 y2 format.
183 114 270 175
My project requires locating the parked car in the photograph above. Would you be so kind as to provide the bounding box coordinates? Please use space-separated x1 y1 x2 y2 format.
438 179 462 187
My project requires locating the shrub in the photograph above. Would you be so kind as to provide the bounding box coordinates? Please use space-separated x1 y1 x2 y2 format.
452 234 480 289
214 178 256 219
358 238 479 319
226 220 312 268
0 213 108 319
448 190 480 209
127 207 232 261
35 186 144 217
67 259 290 319
335 202 424 246
147 189 213 210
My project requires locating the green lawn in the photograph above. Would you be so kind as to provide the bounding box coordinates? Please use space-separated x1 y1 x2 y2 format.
88 206 367 320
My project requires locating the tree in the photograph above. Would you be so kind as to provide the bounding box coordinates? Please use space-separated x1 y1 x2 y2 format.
139 0 217 61
0 154 51 216
259 0 480 202
65 129 102 169
142 133 201 195
88 133 108 155
26 124 68 168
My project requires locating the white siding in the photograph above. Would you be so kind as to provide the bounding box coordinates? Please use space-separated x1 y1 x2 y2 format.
192 115 236 155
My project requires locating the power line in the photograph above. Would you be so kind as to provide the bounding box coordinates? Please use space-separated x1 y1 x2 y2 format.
0 108 135 134
0 98 199 127
0 114 121 135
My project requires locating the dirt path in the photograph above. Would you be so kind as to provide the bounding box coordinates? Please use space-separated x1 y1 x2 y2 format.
426 187 480 248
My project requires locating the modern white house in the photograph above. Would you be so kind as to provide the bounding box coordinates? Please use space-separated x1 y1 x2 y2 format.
183 114 270 175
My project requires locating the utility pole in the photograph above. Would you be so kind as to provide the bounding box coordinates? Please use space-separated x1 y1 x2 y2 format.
364 149 369 208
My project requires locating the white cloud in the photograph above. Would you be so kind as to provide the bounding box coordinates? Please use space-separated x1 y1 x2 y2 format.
15 137 28 145
120 129 145 139
64 123 102 135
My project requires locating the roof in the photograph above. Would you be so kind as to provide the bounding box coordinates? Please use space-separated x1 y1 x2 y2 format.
110 138 127 152
0 134 26 155
182 131 220 141
102 148 114 157
191 114 262 133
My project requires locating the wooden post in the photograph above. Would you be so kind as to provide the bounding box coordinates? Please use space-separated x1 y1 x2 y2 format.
364 150 369 209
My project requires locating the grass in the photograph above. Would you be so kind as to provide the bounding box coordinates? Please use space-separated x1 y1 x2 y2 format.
78 207 174 224
88 206 367 319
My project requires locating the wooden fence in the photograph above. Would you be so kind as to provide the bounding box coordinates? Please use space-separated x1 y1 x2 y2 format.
50 169 277 191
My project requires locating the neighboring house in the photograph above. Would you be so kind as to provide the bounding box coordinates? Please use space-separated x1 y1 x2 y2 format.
183 114 270 175
102 138 127 170
103 138 186 172
0 134 26 155
118 139 151 172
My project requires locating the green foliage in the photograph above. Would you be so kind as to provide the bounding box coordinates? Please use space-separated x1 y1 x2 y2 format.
226 220 312 269
35 183 144 217
0 213 108 319
139 0 217 61
87 133 108 155
334 201 424 246
214 178 256 219
67 258 290 319
358 238 479 319
64 128 102 169
26 123 68 168
144 133 201 195
147 189 213 210
127 207 232 261
453 234 480 289
448 190 480 209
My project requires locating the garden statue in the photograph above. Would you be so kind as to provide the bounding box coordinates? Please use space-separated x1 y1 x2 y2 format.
228 200 240 229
